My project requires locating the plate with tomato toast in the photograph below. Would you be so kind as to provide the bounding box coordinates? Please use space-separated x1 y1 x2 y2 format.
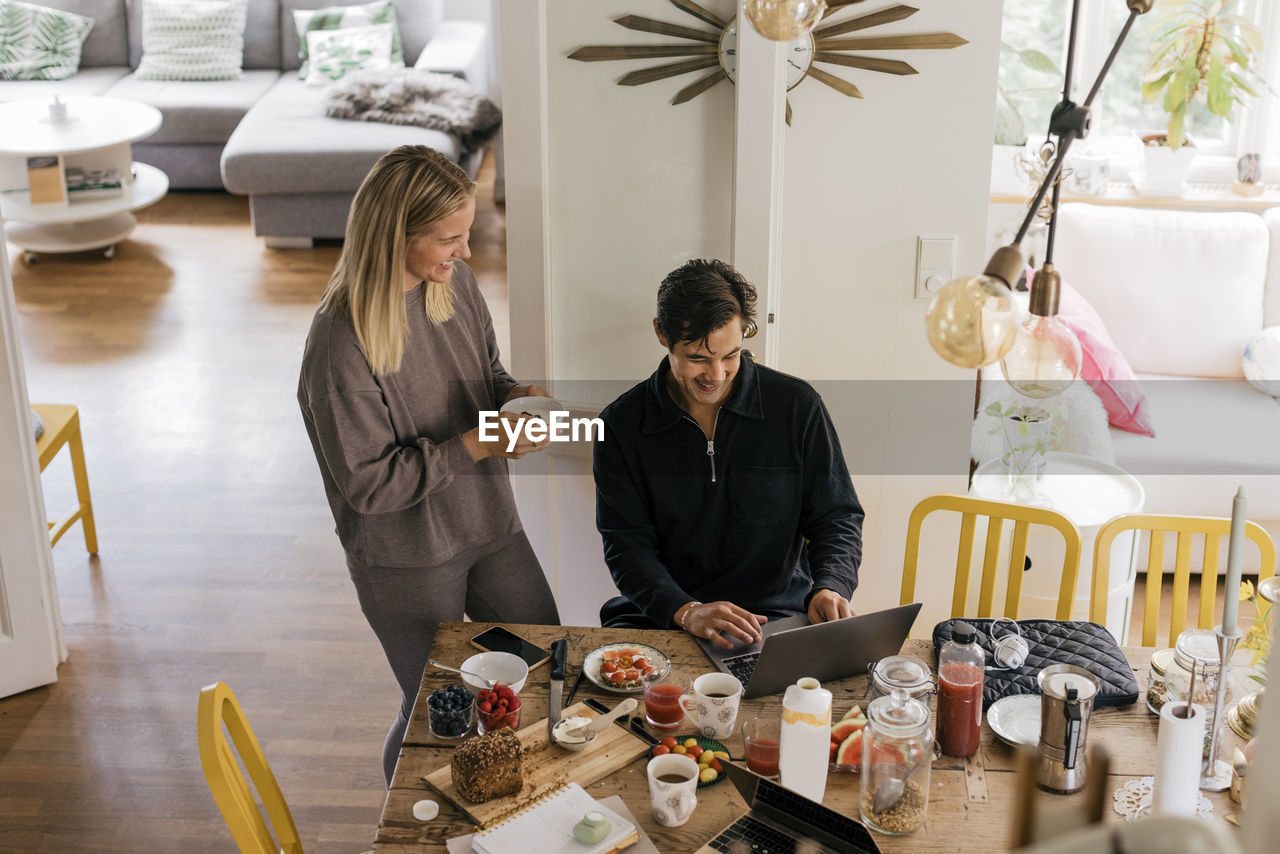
582 642 670 693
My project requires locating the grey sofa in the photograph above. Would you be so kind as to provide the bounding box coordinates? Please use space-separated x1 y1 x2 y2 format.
0 0 491 244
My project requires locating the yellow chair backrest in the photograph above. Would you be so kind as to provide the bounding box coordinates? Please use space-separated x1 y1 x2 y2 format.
198 682 303 854
1089 514 1277 647
901 494 1083 620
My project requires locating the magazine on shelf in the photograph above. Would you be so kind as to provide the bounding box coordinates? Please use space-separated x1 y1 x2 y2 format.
65 166 125 199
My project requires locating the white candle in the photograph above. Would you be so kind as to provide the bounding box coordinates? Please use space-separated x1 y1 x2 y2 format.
1222 487 1246 636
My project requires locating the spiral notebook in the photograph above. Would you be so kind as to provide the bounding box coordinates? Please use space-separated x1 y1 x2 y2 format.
471 781 637 854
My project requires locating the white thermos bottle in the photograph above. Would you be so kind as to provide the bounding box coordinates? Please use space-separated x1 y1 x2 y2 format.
779 677 832 802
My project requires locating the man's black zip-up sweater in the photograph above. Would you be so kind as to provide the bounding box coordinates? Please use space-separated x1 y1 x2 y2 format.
594 356 864 629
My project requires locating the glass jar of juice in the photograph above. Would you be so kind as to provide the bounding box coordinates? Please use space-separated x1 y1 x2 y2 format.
936 621 984 757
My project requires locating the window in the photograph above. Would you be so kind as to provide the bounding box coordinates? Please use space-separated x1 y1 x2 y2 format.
996 0 1278 177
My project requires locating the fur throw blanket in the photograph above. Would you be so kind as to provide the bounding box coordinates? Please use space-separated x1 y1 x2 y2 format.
325 69 502 157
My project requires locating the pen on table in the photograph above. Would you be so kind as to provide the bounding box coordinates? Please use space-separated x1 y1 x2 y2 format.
565 665 587 706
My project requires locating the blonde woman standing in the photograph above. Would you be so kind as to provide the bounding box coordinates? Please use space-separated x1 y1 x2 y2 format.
298 146 559 785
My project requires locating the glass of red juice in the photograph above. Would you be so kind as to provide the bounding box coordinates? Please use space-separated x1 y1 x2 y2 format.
742 716 781 779
643 668 691 730
936 661 983 757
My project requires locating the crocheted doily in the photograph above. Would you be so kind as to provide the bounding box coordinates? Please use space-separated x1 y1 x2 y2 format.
1112 777 1214 821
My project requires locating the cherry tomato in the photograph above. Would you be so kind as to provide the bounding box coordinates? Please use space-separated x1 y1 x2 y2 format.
631 657 649 669
661 736 678 749
607 671 626 683
652 745 671 757
686 745 703 760
601 661 618 674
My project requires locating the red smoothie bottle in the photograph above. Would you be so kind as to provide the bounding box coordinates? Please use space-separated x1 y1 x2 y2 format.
936 621 985 757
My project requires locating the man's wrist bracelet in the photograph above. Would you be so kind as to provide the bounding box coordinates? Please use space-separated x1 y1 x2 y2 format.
679 601 701 631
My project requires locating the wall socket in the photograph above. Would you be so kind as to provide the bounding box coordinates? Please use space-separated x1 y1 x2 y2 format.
915 235 955 300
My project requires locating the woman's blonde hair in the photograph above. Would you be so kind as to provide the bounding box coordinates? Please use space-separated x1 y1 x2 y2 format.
320 145 476 375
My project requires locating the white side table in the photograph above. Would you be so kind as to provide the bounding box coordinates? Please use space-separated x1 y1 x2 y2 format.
0 97 168 261
971 451 1146 642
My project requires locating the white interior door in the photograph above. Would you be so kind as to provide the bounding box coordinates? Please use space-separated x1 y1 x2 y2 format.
0 227 62 698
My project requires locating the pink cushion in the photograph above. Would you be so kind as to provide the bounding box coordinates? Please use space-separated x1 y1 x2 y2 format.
1031 268 1156 436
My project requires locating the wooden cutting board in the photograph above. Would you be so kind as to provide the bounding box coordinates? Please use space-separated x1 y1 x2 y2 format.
421 701 651 827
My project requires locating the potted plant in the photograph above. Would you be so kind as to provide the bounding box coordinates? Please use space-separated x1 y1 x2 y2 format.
984 401 1060 502
1137 0 1266 194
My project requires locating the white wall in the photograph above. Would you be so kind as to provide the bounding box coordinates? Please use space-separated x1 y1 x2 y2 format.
503 0 1005 629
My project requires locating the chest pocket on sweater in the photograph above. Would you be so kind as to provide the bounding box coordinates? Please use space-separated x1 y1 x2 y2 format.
729 465 798 527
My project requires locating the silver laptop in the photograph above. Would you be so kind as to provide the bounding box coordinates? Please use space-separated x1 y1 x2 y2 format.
695 763 882 854
696 602 922 699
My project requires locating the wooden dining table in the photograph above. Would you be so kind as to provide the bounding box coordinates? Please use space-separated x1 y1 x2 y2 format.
371 622 1245 853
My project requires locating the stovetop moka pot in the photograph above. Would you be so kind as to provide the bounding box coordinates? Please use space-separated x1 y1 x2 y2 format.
1036 664 1100 793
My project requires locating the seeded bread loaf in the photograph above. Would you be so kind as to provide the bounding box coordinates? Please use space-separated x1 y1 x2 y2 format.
451 728 524 803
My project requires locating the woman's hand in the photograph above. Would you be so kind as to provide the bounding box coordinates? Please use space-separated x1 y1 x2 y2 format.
462 415 552 461
681 601 769 650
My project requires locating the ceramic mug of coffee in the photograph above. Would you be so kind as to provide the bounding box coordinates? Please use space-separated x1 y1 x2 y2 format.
679 672 743 740
647 754 699 827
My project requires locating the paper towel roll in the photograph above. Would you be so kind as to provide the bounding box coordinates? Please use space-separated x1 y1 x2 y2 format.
1152 702 1205 816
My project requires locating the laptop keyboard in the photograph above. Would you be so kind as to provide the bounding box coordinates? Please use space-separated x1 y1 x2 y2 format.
722 651 760 688
708 814 804 853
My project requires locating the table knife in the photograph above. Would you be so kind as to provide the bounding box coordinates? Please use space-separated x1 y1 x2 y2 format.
547 638 567 740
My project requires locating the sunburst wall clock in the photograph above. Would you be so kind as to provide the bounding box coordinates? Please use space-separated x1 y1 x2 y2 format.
569 0 967 124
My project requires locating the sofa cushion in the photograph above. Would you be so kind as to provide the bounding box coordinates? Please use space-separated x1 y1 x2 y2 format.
1110 374 1280 475
129 0 278 69
135 0 249 81
291 0 400 78
33 0 127 66
0 63 126 98
220 71 457 194
279 0 437 73
0 0 94 80
303 20 392 84
1054 204 1268 379
103 67 278 142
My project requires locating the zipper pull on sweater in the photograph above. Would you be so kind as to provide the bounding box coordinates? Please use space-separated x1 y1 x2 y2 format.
707 439 716 483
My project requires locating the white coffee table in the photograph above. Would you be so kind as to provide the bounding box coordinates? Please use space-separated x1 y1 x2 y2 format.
970 451 1146 642
0 96 168 261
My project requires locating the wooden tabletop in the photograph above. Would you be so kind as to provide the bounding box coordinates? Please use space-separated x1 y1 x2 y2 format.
372 623 1244 853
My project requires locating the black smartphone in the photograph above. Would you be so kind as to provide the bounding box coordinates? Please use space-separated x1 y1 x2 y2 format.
470 627 552 670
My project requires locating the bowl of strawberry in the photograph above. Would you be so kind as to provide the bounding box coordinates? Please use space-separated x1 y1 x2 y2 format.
476 684 522 734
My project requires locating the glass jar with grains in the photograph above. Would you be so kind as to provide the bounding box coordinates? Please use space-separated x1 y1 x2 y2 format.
1164 629 1232 757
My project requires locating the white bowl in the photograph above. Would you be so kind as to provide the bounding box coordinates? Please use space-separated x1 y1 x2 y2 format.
461 651 529 694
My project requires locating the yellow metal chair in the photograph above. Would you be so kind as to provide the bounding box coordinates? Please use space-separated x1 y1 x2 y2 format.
33 404 98 553
901 494 1084 620
198 682 304 854
1089 514 1278 647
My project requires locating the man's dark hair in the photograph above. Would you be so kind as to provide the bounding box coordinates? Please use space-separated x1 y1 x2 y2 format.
655 259 758 349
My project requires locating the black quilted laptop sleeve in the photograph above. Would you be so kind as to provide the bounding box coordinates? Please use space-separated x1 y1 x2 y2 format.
931 618 1140 710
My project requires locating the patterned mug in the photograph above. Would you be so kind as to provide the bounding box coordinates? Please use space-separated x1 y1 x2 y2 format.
647 754 699 827
680 672 743 740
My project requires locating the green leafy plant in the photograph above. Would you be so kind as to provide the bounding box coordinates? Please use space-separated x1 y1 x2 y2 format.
995 40 1063 146
1140 0 1266 149
1239 579 1271 687
984 402 1061 471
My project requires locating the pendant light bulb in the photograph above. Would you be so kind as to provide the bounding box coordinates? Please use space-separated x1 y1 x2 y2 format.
744 0 827 41
1000 265 1083 399
924 273 1019 369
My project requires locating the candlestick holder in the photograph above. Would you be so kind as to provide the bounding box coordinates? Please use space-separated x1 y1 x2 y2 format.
1230 575 1278 739
1201 624 1242 791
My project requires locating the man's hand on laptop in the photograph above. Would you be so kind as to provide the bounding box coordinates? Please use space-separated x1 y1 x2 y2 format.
682 601 768 649
808 589 855 623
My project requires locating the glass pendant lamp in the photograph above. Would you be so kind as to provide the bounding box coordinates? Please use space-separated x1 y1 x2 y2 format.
924 246 1024 369
744 0 827 41
922 0 1153 372
1000 265 1082 398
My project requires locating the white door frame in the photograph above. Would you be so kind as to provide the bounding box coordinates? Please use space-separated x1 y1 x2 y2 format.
0 227 64 699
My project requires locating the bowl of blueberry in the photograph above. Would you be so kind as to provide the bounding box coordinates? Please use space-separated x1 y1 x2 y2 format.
428 684 475 740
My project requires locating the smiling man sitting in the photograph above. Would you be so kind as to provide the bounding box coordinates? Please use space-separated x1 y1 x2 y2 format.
593 259 864 649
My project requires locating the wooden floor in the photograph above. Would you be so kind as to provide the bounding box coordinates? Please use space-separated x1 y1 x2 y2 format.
0 158 509 854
